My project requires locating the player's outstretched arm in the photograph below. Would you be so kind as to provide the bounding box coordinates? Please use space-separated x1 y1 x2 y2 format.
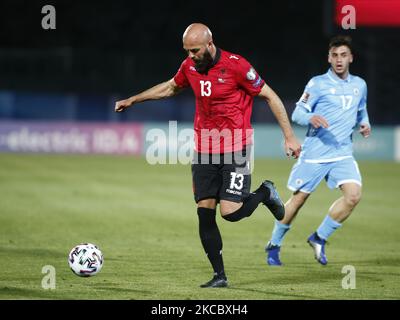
115 78 183 112
258 83 302 158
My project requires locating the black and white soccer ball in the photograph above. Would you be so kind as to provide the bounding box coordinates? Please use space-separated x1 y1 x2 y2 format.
68 243 104 277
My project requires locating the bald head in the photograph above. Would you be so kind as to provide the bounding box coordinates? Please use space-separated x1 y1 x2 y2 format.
183 23 213 46
182 23 216 74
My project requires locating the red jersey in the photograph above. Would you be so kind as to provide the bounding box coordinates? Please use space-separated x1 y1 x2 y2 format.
173 48 265 154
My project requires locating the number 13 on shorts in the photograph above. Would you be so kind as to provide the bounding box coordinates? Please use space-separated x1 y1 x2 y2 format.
229 172 244 190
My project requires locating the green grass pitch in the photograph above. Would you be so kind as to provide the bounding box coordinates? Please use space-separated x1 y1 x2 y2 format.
0 154 399 299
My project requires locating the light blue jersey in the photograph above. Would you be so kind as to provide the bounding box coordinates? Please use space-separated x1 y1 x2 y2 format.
292 68 370 162
287 68 370 193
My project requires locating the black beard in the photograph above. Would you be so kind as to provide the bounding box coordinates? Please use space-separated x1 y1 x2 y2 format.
194 50 214 74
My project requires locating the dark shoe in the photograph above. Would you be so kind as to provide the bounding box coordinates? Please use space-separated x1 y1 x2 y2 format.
307 232 328 265
265 241 282 266
200 275 228 288
259 180 285 221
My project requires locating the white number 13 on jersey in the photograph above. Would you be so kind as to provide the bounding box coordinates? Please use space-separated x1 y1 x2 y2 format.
340 95 353 110
200 80 212 97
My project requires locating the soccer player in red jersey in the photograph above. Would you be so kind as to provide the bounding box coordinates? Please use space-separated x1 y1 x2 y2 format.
115 23 301 287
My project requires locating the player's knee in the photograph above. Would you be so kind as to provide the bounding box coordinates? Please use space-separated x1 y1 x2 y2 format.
345 191 361 207
221 209 242 222
197 199 217 209
295 196 307 207
220 208 232 217
220 201 243 220
292 191 309 207
221 212 237 222
220 205 240 217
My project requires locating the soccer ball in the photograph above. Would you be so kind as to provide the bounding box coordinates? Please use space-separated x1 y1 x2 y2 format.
68 243 104 277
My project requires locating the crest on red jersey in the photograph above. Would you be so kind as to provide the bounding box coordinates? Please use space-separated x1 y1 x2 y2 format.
246 68 256 81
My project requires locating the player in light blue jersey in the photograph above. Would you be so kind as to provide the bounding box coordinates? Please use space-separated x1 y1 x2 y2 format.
266 35 371 266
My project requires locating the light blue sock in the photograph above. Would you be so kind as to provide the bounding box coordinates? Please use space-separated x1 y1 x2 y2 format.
270 220 290 246
317 215 342 240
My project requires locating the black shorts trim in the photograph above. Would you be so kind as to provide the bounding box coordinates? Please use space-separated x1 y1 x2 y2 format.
195 196 218 204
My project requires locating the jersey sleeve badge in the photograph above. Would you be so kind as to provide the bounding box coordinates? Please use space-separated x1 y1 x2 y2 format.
300 92 310 103
246 68 256 81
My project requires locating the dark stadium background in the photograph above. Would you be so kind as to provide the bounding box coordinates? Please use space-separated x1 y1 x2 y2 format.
1 0 399 125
